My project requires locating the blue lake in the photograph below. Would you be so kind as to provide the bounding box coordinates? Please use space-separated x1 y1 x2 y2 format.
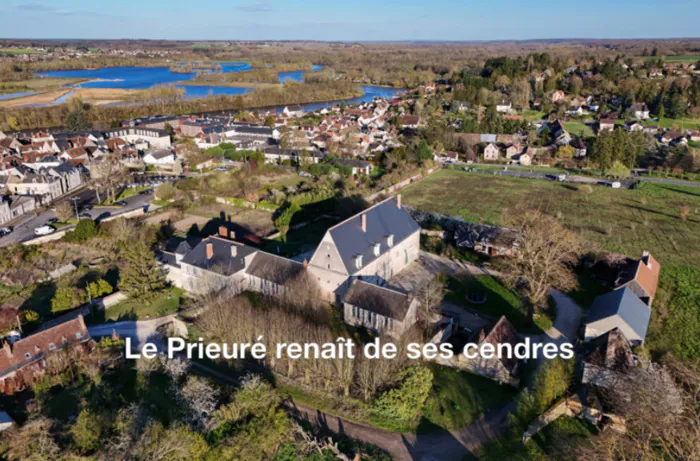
32 64 404 110
36 62 322 99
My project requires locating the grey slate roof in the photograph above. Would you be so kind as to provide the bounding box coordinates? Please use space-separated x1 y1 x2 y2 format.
233 126 274 136
344 280 413 320
181 237 258 276
585 287 651 341
246 252 304 285
327 196 420 274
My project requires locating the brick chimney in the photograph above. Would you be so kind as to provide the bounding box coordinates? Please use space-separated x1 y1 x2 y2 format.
361 213 367 232
303 258 308 268
2 340 12 358
407 292 413 301
397 194 402 209
206 242 214 260
218 225 229 239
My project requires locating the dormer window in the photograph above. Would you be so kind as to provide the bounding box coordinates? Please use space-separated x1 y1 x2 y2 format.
386 234 394 247
24 352 31 359
48 343 56 350
373 243 381 257
355 255 363 269
75 332 82 339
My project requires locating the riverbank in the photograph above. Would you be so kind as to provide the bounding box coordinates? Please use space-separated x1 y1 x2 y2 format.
176 80 282 90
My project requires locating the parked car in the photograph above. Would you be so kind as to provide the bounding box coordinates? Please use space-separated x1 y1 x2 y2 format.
115 200 128 206
609 181 622 189
0 227 12 237
34 225 55 236
47 217 58 224
83 204 94 211
79 212 92 219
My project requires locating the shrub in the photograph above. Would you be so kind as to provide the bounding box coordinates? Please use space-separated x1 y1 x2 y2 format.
156 182 176 201
87 279 113 300
51 287 82 313
372 366 434 424
66 218 98 243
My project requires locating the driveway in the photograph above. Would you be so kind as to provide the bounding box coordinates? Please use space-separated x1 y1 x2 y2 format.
88 314 187 349
391 251 497 293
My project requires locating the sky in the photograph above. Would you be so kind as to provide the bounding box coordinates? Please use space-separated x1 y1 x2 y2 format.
1 0 699 42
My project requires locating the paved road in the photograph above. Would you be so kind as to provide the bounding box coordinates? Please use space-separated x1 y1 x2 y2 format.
531 290 582 367
88 314 187 348
0 188 154 248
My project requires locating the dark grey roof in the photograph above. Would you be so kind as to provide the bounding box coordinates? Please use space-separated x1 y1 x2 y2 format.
201 125 226 135
181 237 258 276
586 287 651 341
246 252 304 285
331 158 370 168
263 147 324 158
344 280 413 320
233 126 274 136
147 150 174 160
327 196 420 274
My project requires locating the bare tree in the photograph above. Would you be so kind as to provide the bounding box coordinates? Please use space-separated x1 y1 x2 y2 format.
502 208 580 323
91 155 127 204
178 376 218 431
577 360 698 461
417 272 446 316
55 200 74 222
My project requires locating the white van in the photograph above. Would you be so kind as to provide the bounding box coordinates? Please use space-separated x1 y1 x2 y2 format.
34 225 56 236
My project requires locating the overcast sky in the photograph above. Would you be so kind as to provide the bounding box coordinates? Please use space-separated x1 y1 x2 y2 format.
2 0 698 41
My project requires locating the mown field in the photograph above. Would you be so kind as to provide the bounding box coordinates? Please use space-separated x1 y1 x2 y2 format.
402 169 700 270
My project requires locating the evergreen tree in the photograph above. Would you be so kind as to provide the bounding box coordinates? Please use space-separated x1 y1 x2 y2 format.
119 241 166 298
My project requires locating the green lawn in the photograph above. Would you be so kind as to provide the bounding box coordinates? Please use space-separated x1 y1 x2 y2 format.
401 169 700 270
113 186 150 202
638 55 700 63
103 287 183 321
524 110 545 121
445 275 551 332
422 365 516 431
644 116 700 130
563 121 594 137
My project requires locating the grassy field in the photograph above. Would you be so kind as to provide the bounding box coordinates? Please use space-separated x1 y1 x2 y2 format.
563 121 594 137
644 116 700 130
402 169 700 270
177 80 282 90
422 365 516 431
103 287 183 321
639 55 700 62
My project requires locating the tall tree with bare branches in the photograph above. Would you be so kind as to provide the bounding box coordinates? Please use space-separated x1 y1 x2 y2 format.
502 208 580 323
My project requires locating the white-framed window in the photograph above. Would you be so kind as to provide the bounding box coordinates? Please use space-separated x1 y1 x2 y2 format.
387 234 394 247
24 352 31 359
373 243 381 257
355 255 363 269
75 332 82 339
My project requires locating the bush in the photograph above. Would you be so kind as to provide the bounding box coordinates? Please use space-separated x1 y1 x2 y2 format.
87 279 113 300
71 409 109 454
66 218 98 243
156 182 176 201
51 287 82 313
372 366 433 424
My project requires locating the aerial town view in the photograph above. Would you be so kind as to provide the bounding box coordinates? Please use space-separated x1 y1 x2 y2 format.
0 1 698 460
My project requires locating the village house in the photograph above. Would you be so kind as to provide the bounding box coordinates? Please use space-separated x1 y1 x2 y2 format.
455 222 520 257
143 149 176 166
550 90 566 103
398 115 422 129
307 195 421 302
581 327 635 390
160 229 305 296
615 251 660 306
624 121 644 132
496 101 512 113
630 103 650 119
342 280 419 337
483 143 500 161
598 119 616 132
459 316 524 386
583 287 651 345
331 158 372 176
0 316 91 394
